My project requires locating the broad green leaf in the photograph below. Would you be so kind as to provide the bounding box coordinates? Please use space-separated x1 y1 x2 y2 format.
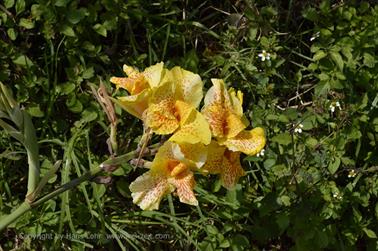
330 51 344 71
363 228 377 239
67 8 86 24
19 18 35 29
271 133 291 146
15 0 25 15
54 0 70 7
230 234 249 251
328 157 340 174
93 24 107 37
4 0 14 8
313 50 327 61
60 25 75 37
27 105 44 117
7 28 17 40
13 55 33 66
363 53 375 68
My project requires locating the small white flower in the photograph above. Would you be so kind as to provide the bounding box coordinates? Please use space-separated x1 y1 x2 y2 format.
258 50 271 61
294 124 303 134
347 169 357 178
257 149 265 157
330 104 335 113
310 31 320 41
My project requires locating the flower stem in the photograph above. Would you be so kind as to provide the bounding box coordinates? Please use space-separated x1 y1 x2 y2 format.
0 151 135 232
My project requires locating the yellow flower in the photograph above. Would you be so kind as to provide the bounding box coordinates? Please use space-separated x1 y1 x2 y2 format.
143 67 211 145
202 79 266 155
129 141 206 210
110 62 164 119
200 141 245 189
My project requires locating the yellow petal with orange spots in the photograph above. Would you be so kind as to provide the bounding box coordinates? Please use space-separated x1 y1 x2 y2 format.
227 88 244 116
168 169 198 206
150 141 176 174
220 150 245 189
169 104 211 145
129 171 173 210
202 103 226 138
143 99 179 135
221 127 266 156
142 62 164 88
171 142 207 169
110 75 149 95
201 141 226 175
113 89 151 119
170 66 203 108
123 64 139 77
225 112 248 138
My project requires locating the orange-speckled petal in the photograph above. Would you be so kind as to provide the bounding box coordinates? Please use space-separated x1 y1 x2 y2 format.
171 142 207 169
221 127 266 156
129 171 173 210
201 141 226 175
123 64 139 77
150 141 176 174
220 150 245 189
225 111 248 138
170 66 203 108
168 169 198 206
114 89 151 119
169 106 211 145
143 99 179 135
142 62 164 88
202 104 226 138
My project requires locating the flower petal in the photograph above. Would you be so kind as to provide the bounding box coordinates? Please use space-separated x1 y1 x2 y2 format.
170 66 203 108
142 62 164 88
220 150 245 189
171 142 207 169
169 102 211 145
114 89 151 119
202 103 226 138
201 141 226 175
144 98 179 135
221 127 266 156
168 169 198 206
129 171 172 210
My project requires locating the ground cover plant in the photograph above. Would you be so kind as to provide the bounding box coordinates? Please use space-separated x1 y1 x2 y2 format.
0 0 377 250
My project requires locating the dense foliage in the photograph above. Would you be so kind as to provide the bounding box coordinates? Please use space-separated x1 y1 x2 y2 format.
0 0 377 250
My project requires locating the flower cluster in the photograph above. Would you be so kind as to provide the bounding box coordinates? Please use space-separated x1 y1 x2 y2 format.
110 62 266 210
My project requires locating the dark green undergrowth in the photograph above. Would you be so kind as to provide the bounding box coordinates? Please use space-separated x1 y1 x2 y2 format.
0 0 377 250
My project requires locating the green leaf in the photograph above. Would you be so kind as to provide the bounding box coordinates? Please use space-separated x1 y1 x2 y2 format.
313 50 327 61
264 159 276 169
13 55 33 66
7 28 17 41
4 0 14 8
54 0 70 7
271 133 291 146
363 228 377 239
60 25 75 37
363 53 375 68
19 18 35 29
330 51 344 71
93 24 107 37
230 234 249 251
67 8 86 24
27 105 44 118
82 67 94 79
15 0 25 15
328 157 340 174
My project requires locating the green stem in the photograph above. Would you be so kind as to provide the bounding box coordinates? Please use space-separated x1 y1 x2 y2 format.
0 202 31 230
0 151 135 232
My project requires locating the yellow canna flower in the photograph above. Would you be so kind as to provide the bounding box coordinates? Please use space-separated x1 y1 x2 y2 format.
129 141 205 210
201 141 245 189
143 67 211 145
202 79 266 156
110 62 165 119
